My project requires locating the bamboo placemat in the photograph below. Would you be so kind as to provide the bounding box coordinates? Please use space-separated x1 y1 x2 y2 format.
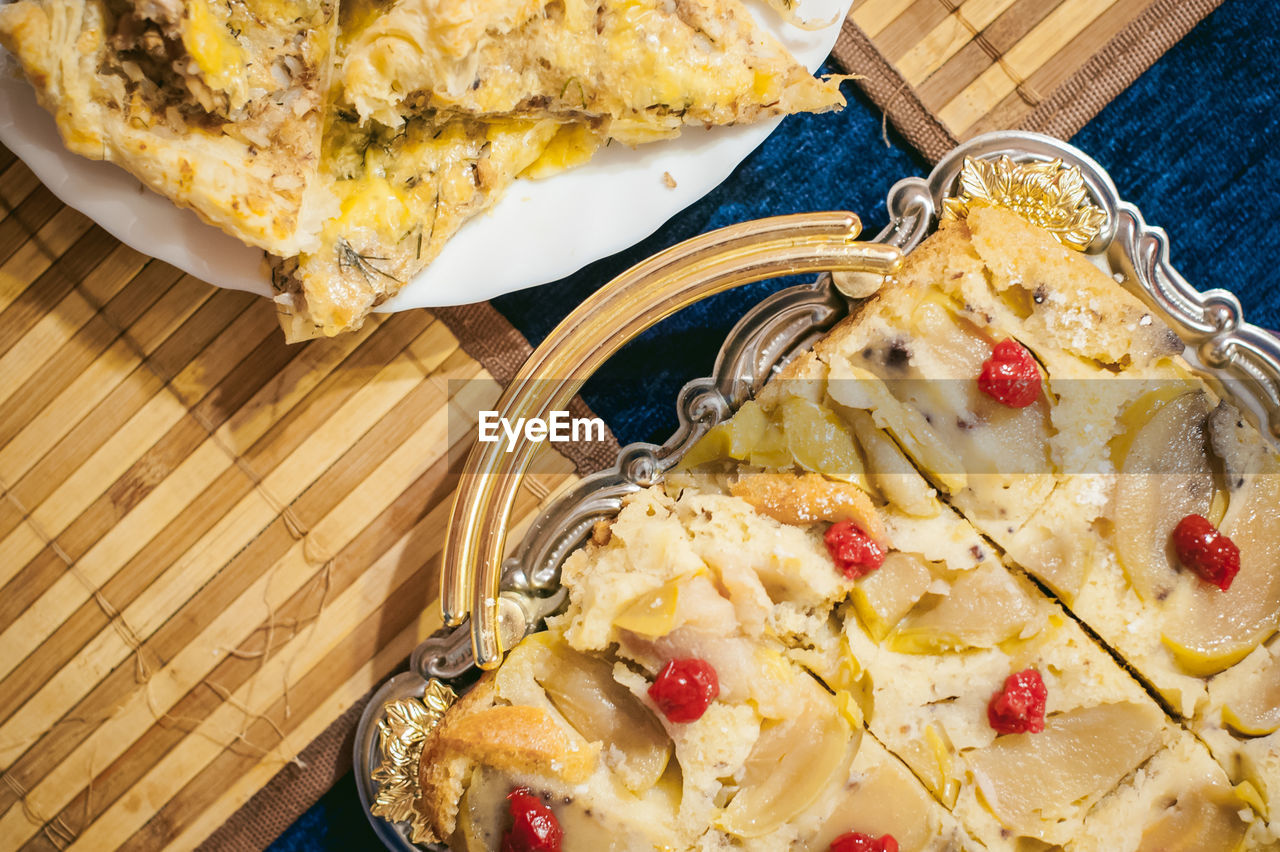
0 144 616 851
835 0 1224 162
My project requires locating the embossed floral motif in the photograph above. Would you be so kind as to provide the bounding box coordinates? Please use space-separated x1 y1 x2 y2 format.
370 680 458 843
942 155 1107 250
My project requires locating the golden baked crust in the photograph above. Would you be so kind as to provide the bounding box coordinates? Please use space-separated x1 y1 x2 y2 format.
416 679 497 843
817 206 1182 378
436 704 597 784
729 470 886 543
0 0 336 255
415 677 598 842
340 0 844 142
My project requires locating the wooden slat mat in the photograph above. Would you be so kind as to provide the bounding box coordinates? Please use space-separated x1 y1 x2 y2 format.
0 145 614 851
834 0 1223 162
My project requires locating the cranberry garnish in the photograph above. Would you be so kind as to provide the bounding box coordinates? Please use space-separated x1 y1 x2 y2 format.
829 832 899 852
648 658 719 723
977 339 1042 408
987 668 1048 735
502 787 562 852
825 521 885 579
1172 514 1240 591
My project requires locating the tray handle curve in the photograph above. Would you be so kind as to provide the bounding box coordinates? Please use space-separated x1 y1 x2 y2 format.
441 211 904 668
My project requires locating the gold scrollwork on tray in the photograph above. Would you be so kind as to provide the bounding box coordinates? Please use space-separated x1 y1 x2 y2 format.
942 155 1107 251
371 679 458 844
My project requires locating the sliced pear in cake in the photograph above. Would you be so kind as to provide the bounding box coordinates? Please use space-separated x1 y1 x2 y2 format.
717 680 857 838
1161 465 1280 675
1112 390 1216 603
1107 390 1280 675
514 636 672 792
850 551 932 641
1080 734 1255 852
1135 784 1250 852
409 195 1280 850
887 561 1038 653
806 736 962 851
1197 637 1280 833
967 702 1165 835
1214 646 1280 738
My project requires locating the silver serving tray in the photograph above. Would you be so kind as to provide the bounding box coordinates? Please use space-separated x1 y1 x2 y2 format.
352 130 1280 852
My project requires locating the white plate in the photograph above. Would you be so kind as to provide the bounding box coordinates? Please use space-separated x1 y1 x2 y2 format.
0 0 849 309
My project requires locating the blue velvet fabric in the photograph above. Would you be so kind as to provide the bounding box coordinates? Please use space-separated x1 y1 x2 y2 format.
269 1 1278 848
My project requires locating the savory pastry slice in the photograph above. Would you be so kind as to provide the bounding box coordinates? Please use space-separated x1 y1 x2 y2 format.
412 485 976 851
801 204 1280 833
0 0 337 255
680 392 1267 850
267 0 607 340
269 112 595 341
340 0 844 143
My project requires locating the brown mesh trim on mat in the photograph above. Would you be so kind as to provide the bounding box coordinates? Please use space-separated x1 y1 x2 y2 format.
834 21 959 164
195 685 377 852
1021 0 1224 141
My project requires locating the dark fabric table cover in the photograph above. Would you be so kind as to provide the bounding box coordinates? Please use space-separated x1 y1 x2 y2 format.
269 0 1279 847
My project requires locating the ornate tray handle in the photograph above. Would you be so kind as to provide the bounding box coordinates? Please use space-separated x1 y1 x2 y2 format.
440 212 904 668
